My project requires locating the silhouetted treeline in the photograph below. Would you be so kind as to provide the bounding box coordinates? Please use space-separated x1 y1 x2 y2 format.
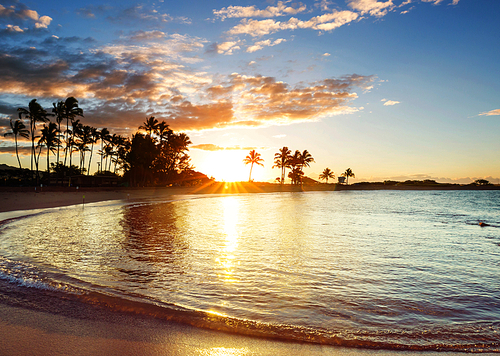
4 98 195 187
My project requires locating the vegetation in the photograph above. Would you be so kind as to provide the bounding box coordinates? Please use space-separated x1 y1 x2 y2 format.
319 168 335 183
271 147 315 185
342 168 355 185
243 150 264 182
3 98 196 187
473 179 491 186
4 118 29 170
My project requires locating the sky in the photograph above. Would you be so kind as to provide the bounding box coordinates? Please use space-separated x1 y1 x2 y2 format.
0 0 499 183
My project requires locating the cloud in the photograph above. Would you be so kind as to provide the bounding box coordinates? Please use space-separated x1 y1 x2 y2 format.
421 0 460 4
227 10 359 37
0 3 52 30
246 38 285 53
214 1 307 21
348 0 395 18
382 99 400 106
191 144 256 151
209 40 242 55
0 16 375 135
479 109 500 116
273 134 287 138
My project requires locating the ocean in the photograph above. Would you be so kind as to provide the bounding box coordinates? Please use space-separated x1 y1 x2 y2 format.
0 190 499 352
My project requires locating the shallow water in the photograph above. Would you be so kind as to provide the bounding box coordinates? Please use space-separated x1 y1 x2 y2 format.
1 191 499 351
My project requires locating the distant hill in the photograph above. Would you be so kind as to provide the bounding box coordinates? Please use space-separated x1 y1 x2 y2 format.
0 164 19 171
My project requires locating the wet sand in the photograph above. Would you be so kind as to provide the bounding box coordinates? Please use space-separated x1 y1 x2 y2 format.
0 186 488 355
0 303 468 356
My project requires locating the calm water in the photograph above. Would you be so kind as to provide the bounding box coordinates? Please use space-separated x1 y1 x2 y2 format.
0 190 499 351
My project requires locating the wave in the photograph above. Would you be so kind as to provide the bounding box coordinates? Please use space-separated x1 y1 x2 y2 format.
0 256 498 353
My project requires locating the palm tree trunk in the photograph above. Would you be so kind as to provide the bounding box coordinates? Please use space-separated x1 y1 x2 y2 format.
87 142 94 175
15 135 22 170
56 122 61 165
46 147 50 173
64 118 69 166
249 162 254 182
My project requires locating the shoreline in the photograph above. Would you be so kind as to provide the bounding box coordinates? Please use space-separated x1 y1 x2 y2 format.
0 302 468 356
1 182 498 213
0 187 497 355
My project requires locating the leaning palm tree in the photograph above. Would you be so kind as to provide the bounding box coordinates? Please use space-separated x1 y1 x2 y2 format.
243 150 264 182
38 122 61 173
4 119 30 170
319 168 335 183
272 146 291 184
343 168 355 184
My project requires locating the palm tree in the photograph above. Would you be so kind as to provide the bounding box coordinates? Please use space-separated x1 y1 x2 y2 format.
319 168 335 183
299 149 315 169
154 121 172 144
243 150 264 182
288 166 304 185
76 125 93 172
62 97 83 166
18 99 50 174
139 116 159 136
86 127 98 175
68 118 82 168
98 128 110 173
38 122 61 173
343 168 355 184
272 146 291 184
52 100 66 164
4 119 30 170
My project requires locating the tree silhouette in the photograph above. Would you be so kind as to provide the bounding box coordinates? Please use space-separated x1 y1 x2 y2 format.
38 122 61 173
62 97 83 167
139 116 159 136
319 168 335 183
98 127 110 173
273 146 291 184
243 150 264 182
18 99 50 176
4 119 29 170
343 168 355 184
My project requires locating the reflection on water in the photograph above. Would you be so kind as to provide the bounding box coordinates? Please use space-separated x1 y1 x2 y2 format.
1 191 499 350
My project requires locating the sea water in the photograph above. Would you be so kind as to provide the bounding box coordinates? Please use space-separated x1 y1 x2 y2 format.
0 190 499 352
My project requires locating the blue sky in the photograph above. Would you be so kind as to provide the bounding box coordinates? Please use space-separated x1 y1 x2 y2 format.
0 0 499 183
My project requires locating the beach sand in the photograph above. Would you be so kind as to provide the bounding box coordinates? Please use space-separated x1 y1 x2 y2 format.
0 187 481 355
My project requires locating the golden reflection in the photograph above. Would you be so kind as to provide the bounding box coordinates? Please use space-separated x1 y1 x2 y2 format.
216 197 240 283
196 347 250 356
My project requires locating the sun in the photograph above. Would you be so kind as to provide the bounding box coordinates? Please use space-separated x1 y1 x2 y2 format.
198 150 264 182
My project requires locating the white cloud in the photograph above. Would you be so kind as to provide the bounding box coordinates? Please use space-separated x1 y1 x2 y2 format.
6 25 24 32
214 1 307 20
35 15 52 29
421 0 458 4
348 0 395 17
246 38 285 53
227 10 359 37
217 41 241 55
382 99 400 106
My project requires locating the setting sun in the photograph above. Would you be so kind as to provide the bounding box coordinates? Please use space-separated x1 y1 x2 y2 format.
197 150 265 182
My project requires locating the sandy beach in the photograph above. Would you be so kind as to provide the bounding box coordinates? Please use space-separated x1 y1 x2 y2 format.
0 187 491 355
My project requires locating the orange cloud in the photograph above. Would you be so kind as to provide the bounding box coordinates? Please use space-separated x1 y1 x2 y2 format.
479 109 500 116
